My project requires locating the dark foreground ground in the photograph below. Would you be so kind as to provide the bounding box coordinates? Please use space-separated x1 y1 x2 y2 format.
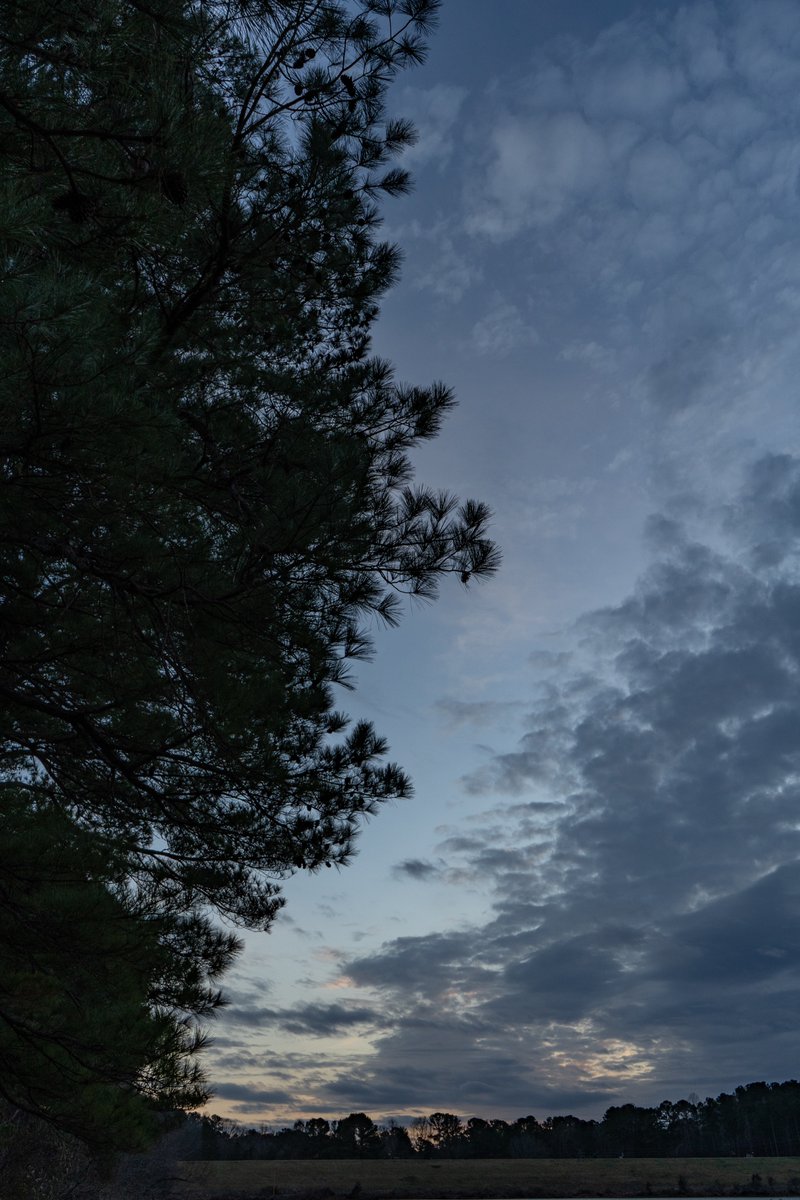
173 1156 800 1200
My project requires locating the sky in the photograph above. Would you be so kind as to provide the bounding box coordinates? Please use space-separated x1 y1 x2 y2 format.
205 0 800 1127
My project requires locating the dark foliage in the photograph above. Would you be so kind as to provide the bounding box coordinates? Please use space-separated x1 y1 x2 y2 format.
0 0 497 933
0 0 498 1159
0 792 237 1152
186 1081 800 1160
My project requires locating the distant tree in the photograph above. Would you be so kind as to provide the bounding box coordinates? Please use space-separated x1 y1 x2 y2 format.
132 1083 800 1165
409 1115 434 1157
332 1112 382 1158
379 1120 414 1158
768 1080 800 1156
658 1098 699 1157
735 1082 781 1157
465 1117 511 1158
508 1115 546 1158
193 1113 232 1161
701 1092 740 1157
427 1112 465 1156
305 1117 332 1155
465 1117 491 1157
487 1118 512 1156
0 0 498 1153
542 1113 598 1158
599 1105 661 1158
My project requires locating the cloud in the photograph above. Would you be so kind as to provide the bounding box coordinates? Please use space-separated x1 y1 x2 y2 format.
397 84 468 169
528 650 571 670
224 1001 386 1036
466 111 611 236
581 14 688 120
725 453 800 567
204 2 800 1125
316 1021 616 1118
392 857 441 882
394 0 800 433
276 1003 387 1037
435 697 525 728
319 448 800 1115
625 137 694 209
214 1082 297 1106
345 929 487 998
449 0 800 455
470 296 539 357
225 1005 279 1028
729 0 800 96
320 0 800 1118
413 225 483 301
497 476 600 543
559 341 617 373
643 326 726 412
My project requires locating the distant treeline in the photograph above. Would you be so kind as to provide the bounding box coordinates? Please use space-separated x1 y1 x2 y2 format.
189 1079 800 1160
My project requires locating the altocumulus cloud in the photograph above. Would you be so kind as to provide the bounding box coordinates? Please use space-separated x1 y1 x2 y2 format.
320 453 800 1115
445 0 800 447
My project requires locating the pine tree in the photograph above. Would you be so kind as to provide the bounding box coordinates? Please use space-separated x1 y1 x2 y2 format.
0 0 498 1144
0 790 240 1151
1 0 498 927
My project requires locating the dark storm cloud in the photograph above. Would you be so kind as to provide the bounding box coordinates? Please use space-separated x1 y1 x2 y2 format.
225 1002 385 1036
726 453 800 568
278 1003 387 1037
321 1068 613 1119
650 864 800 989
214 1082 297 1106
489 927 648 1024
392 857 442 881
315 1008 616 1117
346 929 497 997
225 1006 279 1027
322 452 800 1115
212 1050 265 1070
392 842 549 888
434 834 540 880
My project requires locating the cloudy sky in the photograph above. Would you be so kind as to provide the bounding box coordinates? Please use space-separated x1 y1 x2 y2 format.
207 0 800 1126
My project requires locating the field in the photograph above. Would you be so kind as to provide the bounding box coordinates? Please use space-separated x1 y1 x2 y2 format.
174 1156 800 1199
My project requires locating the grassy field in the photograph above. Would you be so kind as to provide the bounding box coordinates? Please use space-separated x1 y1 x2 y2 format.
175 1155 800 1198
